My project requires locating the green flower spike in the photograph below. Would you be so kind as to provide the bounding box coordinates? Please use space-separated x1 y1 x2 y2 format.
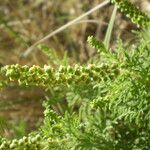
111 0 150 28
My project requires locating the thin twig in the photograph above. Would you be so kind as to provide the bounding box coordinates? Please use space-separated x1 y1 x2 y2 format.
76 19 108 25
21 0 110 58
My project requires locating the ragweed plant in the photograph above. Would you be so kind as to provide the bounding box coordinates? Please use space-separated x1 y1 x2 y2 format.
0 0 150 150
111 0 150 28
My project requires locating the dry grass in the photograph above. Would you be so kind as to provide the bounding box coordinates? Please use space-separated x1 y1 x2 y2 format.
1 0 145 65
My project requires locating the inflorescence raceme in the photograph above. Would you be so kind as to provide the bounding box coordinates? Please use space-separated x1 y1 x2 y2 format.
0 64 120 88
0 134 42 150
111 0 150 28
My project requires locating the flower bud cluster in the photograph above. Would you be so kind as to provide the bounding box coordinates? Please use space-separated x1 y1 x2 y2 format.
0 134 41 150
0 64 119 88
111 0 150 28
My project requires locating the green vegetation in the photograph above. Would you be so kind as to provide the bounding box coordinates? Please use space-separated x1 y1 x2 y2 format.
0 0 150 149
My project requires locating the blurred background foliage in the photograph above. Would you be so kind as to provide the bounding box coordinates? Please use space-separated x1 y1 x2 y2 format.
0 0 150 138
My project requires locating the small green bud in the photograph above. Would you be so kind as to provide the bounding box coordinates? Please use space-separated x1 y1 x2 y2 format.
74 69 81 76
67 66 73 73
88 71 94 77
9 143 17 149
80 74 88 81
18 139 24 146
35 134 41 141
85 78 91 84
92 75 99 81
94 67 101 72
67 77 73 84
22 136 28 143
59 65 66 73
